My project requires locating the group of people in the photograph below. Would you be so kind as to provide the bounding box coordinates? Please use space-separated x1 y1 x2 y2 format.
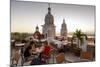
21 40 54 65
11 41 54 65
11 38 68 66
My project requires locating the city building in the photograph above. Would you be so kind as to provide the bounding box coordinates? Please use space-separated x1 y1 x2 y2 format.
42 4 56 39
61 19 68 39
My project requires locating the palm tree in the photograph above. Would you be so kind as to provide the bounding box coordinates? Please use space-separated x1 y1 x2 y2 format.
71 29 87 48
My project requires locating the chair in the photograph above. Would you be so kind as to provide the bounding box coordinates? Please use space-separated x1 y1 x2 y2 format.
49 49 57 63
81 51 93 60
55 53 72 63
55 53 66 63
12 52 21 65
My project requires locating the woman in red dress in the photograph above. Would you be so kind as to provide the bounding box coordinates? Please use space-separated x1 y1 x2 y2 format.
43 41 53 63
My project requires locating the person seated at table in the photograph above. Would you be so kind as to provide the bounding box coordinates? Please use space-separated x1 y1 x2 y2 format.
42 41 53 63
30 44 44 65
24 42 35 59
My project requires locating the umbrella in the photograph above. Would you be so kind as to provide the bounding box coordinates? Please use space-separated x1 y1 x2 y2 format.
15 43 25 47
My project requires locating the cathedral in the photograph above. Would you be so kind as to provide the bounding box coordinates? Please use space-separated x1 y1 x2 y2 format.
26 4 68 42
42 4 56 39
26 4 68 41
61 19 67 39
42 4 67 39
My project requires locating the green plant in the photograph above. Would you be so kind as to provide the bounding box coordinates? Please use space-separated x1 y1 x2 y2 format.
71 29 87 48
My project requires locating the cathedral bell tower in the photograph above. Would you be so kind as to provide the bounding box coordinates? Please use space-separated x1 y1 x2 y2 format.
61 19 67 39
42 3 56 39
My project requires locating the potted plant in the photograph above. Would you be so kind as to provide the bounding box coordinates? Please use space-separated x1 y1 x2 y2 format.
71 29 87 57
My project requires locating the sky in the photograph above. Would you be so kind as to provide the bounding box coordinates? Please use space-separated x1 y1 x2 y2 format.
11 0 95 35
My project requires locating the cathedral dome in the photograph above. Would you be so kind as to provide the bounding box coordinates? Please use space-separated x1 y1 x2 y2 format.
45 14 54 25
33 26 44 39
45 7 54 25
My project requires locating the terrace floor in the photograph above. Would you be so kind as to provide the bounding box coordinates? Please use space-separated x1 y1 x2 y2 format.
16 51 92 66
